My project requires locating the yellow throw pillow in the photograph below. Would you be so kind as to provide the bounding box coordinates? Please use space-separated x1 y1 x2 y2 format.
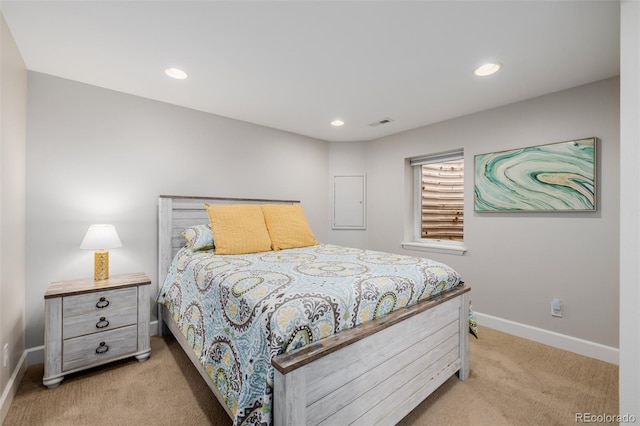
205 204 272 255
261 204 318 250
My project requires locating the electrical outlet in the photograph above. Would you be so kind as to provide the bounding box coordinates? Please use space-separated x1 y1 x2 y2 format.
551 298 562 317
3 343 8 367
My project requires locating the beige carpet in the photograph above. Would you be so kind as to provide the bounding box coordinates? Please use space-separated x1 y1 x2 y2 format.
4 327 617 426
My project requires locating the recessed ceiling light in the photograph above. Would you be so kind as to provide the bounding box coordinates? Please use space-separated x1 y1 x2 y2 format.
165 67 188 80
474 63 501 77
331 120 345 127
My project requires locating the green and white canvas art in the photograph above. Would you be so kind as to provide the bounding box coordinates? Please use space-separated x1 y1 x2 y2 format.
474 138 596 212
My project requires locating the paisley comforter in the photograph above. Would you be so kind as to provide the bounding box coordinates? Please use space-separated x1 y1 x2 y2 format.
156 243 463 426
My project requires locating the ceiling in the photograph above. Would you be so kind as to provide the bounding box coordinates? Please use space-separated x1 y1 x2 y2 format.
0 1 620 142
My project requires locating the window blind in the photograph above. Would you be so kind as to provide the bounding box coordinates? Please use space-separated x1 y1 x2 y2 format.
417 157 464 241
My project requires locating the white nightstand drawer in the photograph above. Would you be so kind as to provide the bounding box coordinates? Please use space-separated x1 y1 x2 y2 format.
63 287 137 339
63 287 137 317
63 325 138 371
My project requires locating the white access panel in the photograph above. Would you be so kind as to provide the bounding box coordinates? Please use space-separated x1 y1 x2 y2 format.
333 175 366 229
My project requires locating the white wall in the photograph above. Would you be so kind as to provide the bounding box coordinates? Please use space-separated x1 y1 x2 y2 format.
619 0 640 418
0 11 27 423
25 72 330 349
361 78 620 352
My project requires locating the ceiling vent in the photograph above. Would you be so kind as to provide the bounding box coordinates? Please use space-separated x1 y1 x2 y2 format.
368 118 394 127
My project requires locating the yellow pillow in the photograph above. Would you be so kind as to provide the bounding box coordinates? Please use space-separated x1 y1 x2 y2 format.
261 204 318 250
205 204 272 255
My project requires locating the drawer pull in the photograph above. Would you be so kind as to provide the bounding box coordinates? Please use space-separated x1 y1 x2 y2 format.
96 317 110 329
96 297 110 309
96 342 109 354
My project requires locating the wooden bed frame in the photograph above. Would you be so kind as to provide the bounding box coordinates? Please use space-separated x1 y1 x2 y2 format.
157 195 470 425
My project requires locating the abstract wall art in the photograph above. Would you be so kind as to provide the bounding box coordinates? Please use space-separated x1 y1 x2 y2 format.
474 137 596 212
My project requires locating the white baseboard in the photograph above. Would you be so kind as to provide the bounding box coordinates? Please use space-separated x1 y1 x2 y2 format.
25 344 44 367
0 349 28 424
476 312 619 365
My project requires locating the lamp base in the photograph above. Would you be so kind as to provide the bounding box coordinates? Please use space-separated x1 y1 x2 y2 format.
94 250 110 281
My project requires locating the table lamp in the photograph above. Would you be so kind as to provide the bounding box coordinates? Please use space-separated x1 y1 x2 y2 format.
80 224 122 280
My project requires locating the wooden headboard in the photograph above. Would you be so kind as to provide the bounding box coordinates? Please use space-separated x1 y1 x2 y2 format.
157 195 299 288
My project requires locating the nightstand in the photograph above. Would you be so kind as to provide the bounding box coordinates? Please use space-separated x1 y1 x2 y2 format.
43 272 152 388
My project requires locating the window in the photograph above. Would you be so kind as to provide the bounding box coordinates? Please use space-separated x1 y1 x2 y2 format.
402 150 466 255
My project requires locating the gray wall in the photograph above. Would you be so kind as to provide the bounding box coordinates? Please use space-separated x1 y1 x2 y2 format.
25 72 330 348
359 78 619 348
619 0 640 416
0 12 27 417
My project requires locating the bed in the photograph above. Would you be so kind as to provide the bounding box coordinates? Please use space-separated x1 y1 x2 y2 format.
157 195 470 426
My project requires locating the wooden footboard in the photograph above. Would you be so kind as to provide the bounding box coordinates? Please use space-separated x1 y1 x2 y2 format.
272 285 470 426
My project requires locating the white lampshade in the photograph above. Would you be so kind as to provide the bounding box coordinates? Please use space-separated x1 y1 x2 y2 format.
79 224 122 250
